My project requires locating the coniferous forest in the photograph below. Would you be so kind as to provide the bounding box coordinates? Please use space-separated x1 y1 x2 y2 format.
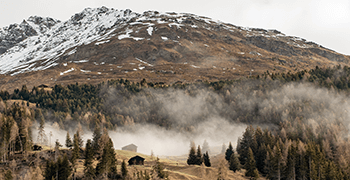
1 65 350 179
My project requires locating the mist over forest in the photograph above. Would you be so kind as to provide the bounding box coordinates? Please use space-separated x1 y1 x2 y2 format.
2 65 350 179
27 66 350 158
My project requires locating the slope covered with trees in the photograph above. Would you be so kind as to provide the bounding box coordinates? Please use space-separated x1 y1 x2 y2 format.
1 65 350 179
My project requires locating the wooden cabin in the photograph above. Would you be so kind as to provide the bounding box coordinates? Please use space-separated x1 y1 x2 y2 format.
122 144 137 152
128 155 145 165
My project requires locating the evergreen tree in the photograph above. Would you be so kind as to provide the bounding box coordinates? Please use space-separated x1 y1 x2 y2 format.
84 139 95 180
95 138 117 179
256 143 267 175
284 144 296 180
187 145 197 165
44 160 56 180
37 117 46 145
271 142 282 180
65 132 72 148
121 160 128 179
238 125 257 165
57 154 72 180
229 151 241 173
245 148 259 180
196 145 203 165
305 143 317 180
92 124 102 155
225 142 234 162
203 151 211 167
71 133 80 166
76 130 83 148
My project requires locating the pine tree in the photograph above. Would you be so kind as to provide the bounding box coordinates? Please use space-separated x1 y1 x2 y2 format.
245 148 259 180
58 154 72 180
187 145 196 165
225 142 234 162
284 144 296 180
37 117 46 145
229 151 241 172
238 125 258 165
305 143 317 180
203 151 211 167
271 142 282 180
92 125 102 156
196 145 203 165
65 132 72 148
256 143 267 175
54 139 62 161
76 130 83 148
71 133 80 166
95 138 117 179
84 139 95 180
44 160 56 180
121 160 128 178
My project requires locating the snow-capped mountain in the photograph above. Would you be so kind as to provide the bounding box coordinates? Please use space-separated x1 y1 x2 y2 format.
0 16 60 54
0 6 349 90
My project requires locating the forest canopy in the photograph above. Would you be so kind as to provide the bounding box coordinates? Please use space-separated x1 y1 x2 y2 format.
1 65 350 179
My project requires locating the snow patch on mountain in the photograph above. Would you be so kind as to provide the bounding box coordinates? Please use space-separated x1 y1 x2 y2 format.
0 7 138 75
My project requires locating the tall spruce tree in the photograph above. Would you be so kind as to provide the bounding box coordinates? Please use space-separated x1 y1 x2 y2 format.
65 132 72 148
58 154 72 180
92 124 102 155
84 139 95 180
225 142 234 162
37 117 46 145
284 144 297 180
245 148 259 180
256 143 267 175
71 133 80 168
203 151 211 167
121 160 128 179
271 143 282 180
76 130 83 148
44 160 56 180
95 138 117 179
196 145 203 165
238 125 257 165
187 145 197 165
229 151 241 173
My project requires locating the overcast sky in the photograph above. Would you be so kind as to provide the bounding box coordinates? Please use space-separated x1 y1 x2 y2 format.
1 0 349 55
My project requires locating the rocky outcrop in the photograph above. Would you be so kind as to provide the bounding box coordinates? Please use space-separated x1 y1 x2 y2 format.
0 16 60 55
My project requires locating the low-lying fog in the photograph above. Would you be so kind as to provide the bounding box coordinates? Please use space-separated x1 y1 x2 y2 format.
32 118 246 156
32 80 350 157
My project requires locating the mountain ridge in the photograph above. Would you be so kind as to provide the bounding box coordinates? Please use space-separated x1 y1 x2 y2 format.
0 6 349 90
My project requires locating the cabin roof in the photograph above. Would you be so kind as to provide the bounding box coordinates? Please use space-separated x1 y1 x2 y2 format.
128 155 145 162
122 143 137 149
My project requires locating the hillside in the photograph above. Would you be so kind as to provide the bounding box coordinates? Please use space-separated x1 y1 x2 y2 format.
1 7 350 91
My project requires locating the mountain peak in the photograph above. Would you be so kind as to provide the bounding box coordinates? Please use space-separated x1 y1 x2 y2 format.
0 6 349 90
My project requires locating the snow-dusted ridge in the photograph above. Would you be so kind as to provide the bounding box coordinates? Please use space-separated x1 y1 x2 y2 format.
0 6 327 76
0 7 139 75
